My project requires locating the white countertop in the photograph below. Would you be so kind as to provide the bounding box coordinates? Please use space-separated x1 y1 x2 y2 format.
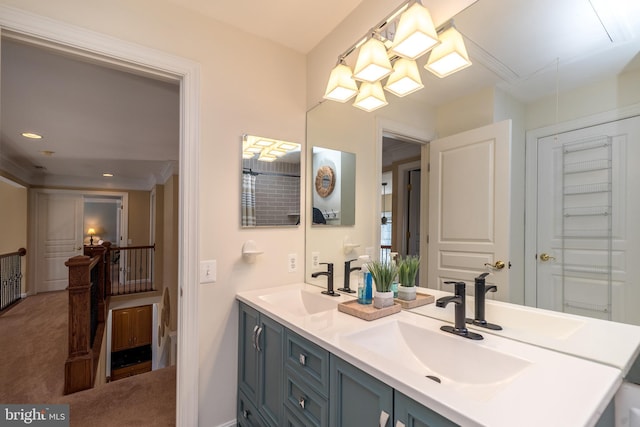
237 283 623 427
410 288 640 376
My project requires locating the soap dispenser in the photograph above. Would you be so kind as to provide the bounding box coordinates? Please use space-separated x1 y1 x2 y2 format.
357 255 372 304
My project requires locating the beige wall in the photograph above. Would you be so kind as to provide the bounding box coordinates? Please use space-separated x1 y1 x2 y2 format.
127 190 150 247
0 1 307 424
0 177 28 293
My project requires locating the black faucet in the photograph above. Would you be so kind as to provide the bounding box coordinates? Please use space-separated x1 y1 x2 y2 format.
466 273 502 330
338 259 360 293
311 263 340 297
436 281 483 340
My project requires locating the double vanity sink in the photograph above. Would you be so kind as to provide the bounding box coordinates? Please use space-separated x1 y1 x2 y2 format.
238 283 640 426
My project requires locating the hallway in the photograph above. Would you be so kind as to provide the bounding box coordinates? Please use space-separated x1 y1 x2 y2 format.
0 292 176 426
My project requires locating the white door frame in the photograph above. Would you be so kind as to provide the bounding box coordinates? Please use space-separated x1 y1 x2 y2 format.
524 103 640 308
376 118 434 287
1 7 201 426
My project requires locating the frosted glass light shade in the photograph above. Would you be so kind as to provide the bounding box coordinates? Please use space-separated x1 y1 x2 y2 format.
353 37 393 83
323 63 358 102
384 58 424 97
353 81 388 112
425 26 472 78
390 3 439 60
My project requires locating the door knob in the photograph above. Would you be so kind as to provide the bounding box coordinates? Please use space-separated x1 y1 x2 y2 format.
539 253 556 262
484 260 505 270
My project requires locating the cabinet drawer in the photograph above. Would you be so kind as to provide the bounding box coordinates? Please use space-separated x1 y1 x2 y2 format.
238 390 266 427
284 368 329 427
111 360 151 381
285 330 329 395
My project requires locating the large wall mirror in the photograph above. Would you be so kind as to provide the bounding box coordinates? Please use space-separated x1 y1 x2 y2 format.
305 0 640 327
241 134 301 227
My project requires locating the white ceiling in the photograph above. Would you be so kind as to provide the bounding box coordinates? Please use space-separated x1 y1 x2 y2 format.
1 0 639 189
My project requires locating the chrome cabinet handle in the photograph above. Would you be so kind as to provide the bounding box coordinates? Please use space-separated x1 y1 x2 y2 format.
299 353 307 366
242 409 250 419
299 396 306 409
251 325 259 350
255 326 263 352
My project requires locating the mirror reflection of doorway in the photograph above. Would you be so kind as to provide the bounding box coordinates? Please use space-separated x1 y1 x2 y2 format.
381 135 425 284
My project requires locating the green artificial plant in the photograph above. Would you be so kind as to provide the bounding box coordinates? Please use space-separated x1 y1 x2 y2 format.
368 260 399 293
398 255 420 287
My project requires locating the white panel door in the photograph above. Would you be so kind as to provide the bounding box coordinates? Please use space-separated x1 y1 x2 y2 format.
428 120 511 298
36 192 84 292
536 116 640 324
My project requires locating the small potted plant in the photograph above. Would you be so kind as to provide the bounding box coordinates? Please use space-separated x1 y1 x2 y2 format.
397 255 420 301
368 260 398 308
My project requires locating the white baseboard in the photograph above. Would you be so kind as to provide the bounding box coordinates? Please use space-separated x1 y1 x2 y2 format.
215 421 236 427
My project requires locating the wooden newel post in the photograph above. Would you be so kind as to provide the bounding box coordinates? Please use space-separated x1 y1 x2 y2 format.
64 255 94 394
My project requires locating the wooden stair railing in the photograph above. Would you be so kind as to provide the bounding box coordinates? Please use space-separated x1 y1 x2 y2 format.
64 245 108 395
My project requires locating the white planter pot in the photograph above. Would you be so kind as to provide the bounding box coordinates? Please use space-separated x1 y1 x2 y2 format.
398 285 417 301
374 291 394 308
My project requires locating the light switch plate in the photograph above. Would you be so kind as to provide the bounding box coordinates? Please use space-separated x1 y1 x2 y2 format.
200 260 216 284
288 253 298 272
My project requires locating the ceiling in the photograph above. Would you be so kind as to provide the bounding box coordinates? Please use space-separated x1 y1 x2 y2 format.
1 0 639 189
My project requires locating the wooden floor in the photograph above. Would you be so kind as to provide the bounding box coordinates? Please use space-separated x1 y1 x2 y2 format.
0 291 176 426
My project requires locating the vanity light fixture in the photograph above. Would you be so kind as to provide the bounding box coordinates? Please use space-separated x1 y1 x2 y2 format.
389 1 440 60
352 35 393 83
322 1 471 112
22 132 42 139
425 22 472 78
323 61 359 102
384 58 424 97
353 81 388 112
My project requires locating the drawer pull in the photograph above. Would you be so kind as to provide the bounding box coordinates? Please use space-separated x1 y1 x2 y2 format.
299 396 306 409
242 409 250 419
299 353 307 366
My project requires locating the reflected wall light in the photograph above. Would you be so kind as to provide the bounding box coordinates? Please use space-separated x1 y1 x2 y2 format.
384 58 424 97
353 81 388 112
425 23 472 78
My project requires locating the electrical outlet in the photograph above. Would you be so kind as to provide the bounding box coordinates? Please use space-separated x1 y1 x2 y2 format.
200 260 216 284
311 252 320 269
288 253 298 272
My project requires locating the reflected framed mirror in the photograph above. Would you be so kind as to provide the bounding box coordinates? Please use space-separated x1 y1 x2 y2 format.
311 147 356 226
241 134 301 227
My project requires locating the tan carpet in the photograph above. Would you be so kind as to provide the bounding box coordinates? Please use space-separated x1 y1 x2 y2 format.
1 292 176 426
0 291 67 402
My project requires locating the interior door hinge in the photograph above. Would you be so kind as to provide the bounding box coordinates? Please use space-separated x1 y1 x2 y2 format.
426 234 429 244
427 163 430 173
407 183 412 191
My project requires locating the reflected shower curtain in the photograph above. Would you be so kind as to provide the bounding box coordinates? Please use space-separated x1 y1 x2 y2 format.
242 172 256 226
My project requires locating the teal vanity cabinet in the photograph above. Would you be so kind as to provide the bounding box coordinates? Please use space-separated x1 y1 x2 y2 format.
330 355 394 427
283 329 330 427
238 302 284 427
394 391 459 427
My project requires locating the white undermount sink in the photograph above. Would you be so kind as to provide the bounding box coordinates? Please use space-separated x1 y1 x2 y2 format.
342 319 532 400
258 288 342 316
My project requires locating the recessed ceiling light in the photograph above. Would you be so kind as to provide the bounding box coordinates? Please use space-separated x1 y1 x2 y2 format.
103 173 114 177
22 132 43 139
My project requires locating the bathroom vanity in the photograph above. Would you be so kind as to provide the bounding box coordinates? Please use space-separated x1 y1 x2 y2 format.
236 283 639 427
